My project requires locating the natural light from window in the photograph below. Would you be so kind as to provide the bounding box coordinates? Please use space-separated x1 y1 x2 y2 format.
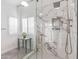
9 17 18 34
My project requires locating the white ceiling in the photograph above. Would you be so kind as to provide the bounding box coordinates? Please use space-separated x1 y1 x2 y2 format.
2 0 75 22
4 0 20 5
4 0 33 6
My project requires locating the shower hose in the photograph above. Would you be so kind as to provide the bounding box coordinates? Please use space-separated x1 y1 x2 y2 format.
65 31 72 56
65 0 72 59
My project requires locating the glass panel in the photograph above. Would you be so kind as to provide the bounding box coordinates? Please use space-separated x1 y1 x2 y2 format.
22 18 28 33
17 0 37 59
36 0 77 59
28 17 35 50
28 17 34 35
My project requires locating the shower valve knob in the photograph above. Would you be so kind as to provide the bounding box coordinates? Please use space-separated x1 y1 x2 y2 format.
61 21 63 24
37 0 38 2
70 25 72 27
69 19 73 21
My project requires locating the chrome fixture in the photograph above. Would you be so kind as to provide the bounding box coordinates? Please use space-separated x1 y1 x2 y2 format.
53 1 60 8
64 0 73 59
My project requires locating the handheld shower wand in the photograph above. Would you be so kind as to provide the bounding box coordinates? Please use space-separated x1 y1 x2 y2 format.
65 0 72 59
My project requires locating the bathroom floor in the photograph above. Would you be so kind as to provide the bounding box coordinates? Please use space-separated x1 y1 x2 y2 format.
27 45 64 59
1 48 29 59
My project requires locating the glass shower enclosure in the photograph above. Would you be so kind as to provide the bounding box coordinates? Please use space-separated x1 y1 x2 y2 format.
18 0 77 59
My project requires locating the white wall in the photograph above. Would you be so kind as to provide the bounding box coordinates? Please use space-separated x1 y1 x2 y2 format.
1 0 18 54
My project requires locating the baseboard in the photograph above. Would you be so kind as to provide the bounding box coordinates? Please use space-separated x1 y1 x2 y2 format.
1 47 17 55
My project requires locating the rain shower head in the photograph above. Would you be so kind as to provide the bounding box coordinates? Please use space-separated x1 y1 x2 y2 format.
53 1 60 8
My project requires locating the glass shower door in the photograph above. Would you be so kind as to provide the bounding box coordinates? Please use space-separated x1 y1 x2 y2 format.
17 0 37 59
19 0 77 59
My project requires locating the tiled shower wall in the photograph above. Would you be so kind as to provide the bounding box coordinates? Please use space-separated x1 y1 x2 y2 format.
35 0 77 59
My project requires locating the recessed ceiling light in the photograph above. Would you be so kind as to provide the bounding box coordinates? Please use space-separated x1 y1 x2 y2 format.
21 1 29 7
39 13 43 17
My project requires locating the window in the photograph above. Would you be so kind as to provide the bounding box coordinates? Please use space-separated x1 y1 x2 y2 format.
9 17 18 34
22 18 28 33
22 17 34 35
28 17 34 34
